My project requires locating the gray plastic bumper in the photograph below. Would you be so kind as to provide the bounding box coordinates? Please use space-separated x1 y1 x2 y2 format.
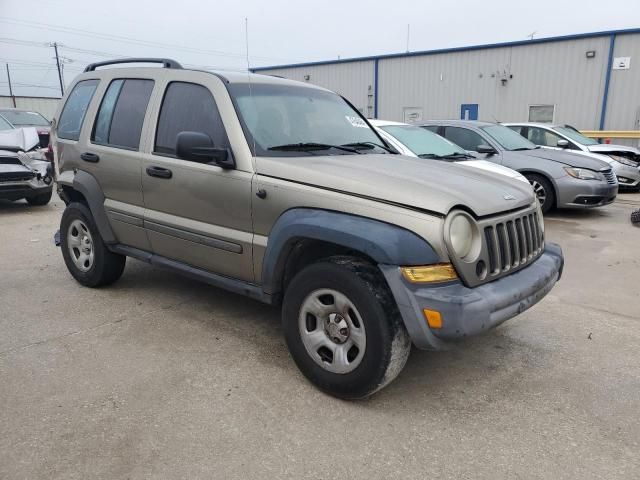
381 243 564 351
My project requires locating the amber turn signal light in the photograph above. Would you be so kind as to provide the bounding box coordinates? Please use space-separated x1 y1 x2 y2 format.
400 264 458 283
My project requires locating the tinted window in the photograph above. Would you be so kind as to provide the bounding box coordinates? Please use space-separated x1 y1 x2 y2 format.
58 79 99 140
92 79 154 149
507 125 523 135
422 125 440 134
155 82 227 156
444 126 486 151
92 79 123 144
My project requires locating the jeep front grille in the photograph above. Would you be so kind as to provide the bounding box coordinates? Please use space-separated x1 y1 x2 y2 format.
447 205 545 288
484 211 543 276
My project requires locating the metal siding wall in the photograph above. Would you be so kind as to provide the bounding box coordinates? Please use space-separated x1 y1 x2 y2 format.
0 96 60 120
377 37 610 128
604 33 640 133
501 37 609 128
254 61 375 116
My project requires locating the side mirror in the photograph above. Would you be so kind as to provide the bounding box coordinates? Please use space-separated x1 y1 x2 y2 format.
557 139 570 148
175 131 235 169
476 144 497 155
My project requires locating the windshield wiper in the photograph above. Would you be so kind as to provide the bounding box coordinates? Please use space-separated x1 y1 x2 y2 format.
418 152 470 160
510 147 534 151
341 142 395 153
268 142 361 154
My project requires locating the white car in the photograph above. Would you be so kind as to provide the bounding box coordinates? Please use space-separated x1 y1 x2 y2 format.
369 119 529 183
504 122 640 190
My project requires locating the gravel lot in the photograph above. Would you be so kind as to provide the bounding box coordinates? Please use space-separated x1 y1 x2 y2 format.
1 192 639 479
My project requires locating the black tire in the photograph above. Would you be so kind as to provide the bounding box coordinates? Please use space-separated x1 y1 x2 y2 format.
525 173 555 214
631 209 640 225
26 189 52 206
60 202 126 287
282 256 411 399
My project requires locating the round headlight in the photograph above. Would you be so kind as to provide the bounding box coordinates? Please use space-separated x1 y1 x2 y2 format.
449 214 473 258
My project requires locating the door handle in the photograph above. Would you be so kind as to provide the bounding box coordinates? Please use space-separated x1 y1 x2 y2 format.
80 152 100 163
146 166 172 179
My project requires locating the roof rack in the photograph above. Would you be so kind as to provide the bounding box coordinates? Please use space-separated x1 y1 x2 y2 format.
83 58 182 72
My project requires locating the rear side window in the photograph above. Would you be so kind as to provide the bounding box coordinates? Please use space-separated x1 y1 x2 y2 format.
154 82 227 156
58 79 99 140
444 126 486 151
92 79 154 150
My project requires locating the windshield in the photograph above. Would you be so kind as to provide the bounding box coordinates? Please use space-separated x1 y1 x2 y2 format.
381 125 467 157
482 125 537 151
229 83 387 156
0 110 50 127
554 126 599 146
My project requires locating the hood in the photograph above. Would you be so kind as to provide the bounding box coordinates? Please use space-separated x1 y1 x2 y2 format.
255 154 534 217
458 160 529 183
0 127 40 152
515 147 611 170
587 144 640 156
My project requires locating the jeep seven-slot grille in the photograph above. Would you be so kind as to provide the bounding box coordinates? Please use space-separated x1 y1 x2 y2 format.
603 169 616 185
483 211 543 277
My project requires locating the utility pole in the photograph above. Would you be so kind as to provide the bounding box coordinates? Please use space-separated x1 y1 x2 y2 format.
5 63 16 107
51 42 64 96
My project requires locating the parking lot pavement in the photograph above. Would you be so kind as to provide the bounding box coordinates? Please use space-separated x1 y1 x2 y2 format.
1 193 639 480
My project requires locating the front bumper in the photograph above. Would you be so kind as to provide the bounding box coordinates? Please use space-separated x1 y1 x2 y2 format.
381 243 564 350
0 181 52 201
555 177 617 209
613 164 640 189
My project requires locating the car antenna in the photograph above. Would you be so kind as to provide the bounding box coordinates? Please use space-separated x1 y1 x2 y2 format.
245 17 257 165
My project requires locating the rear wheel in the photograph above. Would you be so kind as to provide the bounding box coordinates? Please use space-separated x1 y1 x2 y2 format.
60 202 126 287
525 173 555 213
631 209 640 225
26 190 52 206
282 256 411 399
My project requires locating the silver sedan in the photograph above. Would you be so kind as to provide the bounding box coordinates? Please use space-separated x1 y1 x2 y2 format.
421 120 618 213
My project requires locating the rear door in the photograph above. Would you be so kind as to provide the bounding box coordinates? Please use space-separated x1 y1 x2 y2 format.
140 74 254 282
83 77 156 250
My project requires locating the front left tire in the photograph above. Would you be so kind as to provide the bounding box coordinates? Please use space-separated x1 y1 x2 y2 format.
282 256 411 399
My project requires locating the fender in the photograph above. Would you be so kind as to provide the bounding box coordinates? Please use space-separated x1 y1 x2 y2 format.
261 208 440 295
69 170 117 244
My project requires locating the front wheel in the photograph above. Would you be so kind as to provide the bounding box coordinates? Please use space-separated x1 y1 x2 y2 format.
525 173 555 213
282 256 411 399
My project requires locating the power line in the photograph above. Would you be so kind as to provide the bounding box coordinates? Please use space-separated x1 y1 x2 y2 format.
0 17 299 63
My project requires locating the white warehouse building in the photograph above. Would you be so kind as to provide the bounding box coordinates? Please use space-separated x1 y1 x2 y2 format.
252 28 640 144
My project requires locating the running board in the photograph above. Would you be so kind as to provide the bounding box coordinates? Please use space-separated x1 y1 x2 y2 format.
110 244 273 305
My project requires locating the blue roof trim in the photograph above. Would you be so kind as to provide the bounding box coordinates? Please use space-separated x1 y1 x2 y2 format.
251 27 640 72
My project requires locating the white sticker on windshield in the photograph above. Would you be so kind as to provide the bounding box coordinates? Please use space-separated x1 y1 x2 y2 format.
345 116 368 128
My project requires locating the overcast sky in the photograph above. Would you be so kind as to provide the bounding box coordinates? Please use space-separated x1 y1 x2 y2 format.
1 0 639 97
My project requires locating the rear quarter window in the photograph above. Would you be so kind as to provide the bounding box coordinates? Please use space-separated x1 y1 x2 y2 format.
57 79 100 140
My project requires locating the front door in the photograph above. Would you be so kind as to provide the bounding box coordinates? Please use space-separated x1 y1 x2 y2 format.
141 77 254 282
460 104 479 120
